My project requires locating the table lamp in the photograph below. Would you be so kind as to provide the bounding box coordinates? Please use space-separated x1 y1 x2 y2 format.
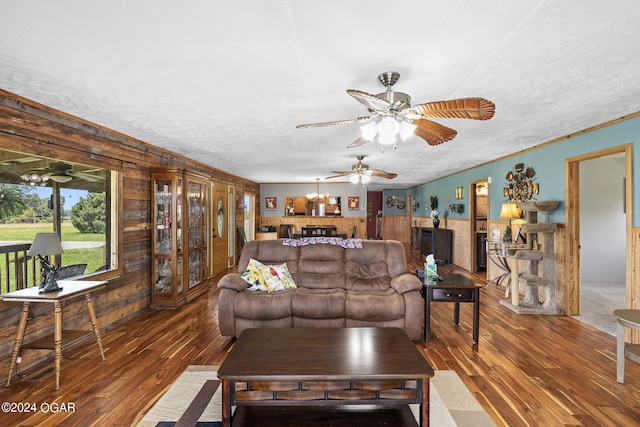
27 232 65 293
499 203 521 243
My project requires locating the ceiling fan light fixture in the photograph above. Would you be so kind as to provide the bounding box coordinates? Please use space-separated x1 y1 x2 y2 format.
378 116 399 136
360 174 371 184
378 132 397 145
398 120 417 141
350 174 360 184
49 174 72 183
360 121 378 141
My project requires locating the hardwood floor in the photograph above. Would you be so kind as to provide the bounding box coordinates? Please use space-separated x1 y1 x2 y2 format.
1 246 639 426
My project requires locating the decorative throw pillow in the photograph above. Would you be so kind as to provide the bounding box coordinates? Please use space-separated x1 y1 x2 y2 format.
263 263 297 292
241 258 268 291
241 259 297 292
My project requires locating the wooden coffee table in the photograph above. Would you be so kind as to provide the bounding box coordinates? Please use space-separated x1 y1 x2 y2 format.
217 327 434 427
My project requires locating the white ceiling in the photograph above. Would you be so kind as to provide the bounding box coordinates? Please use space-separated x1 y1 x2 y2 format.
1 1 639 190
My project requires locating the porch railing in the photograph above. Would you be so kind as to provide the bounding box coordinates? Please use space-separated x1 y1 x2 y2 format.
1 244 38 294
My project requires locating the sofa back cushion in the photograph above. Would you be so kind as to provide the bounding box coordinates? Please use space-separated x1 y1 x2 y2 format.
237 239 408 291
382 240 410 277
297 244 345 289
344 240 389 290
238 240 300 276
344 240 408 290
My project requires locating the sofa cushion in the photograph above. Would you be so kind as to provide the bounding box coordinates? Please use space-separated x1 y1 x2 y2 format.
297 244 345 289
234 288 294 319
344 241 392 290
346 288 406 321
292 287 345 319
238 240 300 275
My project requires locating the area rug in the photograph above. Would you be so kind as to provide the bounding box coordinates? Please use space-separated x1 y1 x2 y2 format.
136 366 495 427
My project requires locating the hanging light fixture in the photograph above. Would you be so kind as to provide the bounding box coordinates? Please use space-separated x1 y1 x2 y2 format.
20 172 50 186
49 173 72 183
350 173 371 185
360 117 417 146
307 178 329 200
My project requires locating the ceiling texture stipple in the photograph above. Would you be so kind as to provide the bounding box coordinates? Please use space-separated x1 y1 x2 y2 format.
1 1 639 189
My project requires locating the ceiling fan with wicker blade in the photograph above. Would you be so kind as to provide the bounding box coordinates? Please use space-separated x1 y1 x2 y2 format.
297 71 495 147
325 155 396 184
30 161 106 183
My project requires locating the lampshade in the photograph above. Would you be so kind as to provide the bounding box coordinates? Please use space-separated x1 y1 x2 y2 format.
377 117 399 145
350 174 371 184
499 203 521 219
360 121 378 141
27 232 64 257
398 120 417 141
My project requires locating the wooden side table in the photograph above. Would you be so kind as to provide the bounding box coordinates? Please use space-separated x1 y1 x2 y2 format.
2 280 107 390
614 309 640 384
419 272 481 344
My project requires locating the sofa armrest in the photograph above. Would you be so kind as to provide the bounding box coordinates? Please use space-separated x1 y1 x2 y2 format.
217 274 248 292
390 273 422 294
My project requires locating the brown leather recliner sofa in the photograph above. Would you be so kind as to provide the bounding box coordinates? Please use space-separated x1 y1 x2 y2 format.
217 239 422 340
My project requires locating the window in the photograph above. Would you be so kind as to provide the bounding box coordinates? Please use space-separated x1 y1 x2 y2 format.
0 148 120 292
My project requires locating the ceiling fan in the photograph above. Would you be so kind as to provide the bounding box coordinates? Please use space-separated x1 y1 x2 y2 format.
325 155 397 184
297 71 495 147
27 161 105 184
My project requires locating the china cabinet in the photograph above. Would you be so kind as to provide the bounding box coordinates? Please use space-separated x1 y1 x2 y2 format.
185 172 211 301
151 167 211 309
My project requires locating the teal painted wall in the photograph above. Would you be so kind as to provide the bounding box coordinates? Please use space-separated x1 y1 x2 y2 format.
389 115 639 225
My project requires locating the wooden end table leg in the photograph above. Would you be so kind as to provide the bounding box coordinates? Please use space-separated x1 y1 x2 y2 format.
453 301 460 324
424 288 431 342
6 302 30 387
85 294 105 360
54 301 62 390
421 378 430 427
473 289 480 344
221 379 232 427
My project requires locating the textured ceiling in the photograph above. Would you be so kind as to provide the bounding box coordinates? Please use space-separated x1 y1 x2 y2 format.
1 1 639 190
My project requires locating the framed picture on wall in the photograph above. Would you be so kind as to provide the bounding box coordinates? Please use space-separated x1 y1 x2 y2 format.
348 196 359 210
265 197 277 210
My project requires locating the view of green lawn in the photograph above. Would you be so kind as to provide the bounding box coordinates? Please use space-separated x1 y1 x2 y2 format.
0 221 106 292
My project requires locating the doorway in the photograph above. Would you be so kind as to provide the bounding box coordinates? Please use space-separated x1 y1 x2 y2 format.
243 193 255 241
565 144 632 325
469 179 490 276
367 191 382 239
212 184 229 275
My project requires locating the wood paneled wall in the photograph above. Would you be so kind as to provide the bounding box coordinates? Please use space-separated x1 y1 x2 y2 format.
380 216 410 243
0 90 259 375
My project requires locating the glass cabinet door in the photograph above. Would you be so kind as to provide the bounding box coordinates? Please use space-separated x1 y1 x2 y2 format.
186 176 210 290
151 168 186 309
153 179 173 293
